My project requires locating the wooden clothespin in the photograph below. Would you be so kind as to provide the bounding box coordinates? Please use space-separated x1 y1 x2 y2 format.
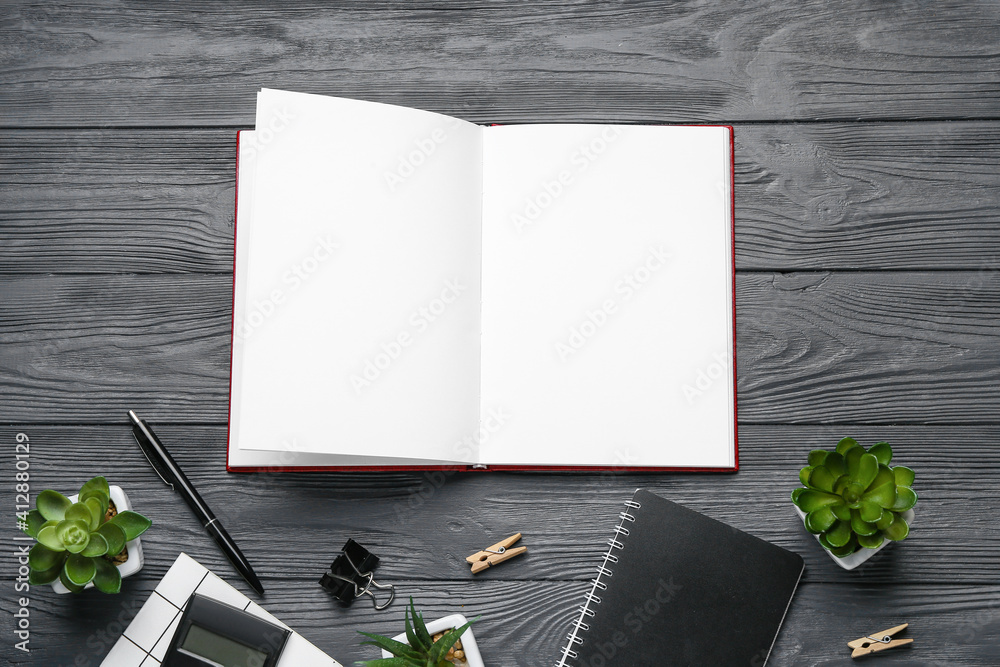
466 533 526 574
849 623 913 658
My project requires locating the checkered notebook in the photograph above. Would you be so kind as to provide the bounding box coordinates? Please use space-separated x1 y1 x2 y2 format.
101 552 341 666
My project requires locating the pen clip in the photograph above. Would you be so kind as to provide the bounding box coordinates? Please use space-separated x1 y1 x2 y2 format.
131 427 175 491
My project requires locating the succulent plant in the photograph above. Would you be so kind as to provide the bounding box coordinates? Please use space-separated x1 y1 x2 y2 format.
792 438 917 557
358 597 476 667
21 476 151 593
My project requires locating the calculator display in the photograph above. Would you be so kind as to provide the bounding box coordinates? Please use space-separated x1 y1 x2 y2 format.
180 624 269 667
163 593 288 667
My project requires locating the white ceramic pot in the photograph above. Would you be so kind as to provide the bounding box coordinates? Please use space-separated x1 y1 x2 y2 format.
52 485 145 593
794 505 914 570
381 613 484 667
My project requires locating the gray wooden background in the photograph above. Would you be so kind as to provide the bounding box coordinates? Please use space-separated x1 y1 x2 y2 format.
2 2 999 665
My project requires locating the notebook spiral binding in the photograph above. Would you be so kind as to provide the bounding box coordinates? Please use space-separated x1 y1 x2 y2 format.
554 498 641 666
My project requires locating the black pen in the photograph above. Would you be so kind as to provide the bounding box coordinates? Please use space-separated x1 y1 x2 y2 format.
128 410 265 594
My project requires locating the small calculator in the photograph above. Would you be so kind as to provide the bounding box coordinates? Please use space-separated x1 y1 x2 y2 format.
162 594 290 667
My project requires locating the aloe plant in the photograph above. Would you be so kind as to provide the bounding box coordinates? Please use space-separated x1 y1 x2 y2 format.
792 438 917 557
21 476 151 593
358 597 476 667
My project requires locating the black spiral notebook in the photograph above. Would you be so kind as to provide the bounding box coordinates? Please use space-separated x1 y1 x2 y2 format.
556 489 804 667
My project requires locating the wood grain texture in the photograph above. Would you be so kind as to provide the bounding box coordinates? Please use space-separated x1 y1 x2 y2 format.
2 272 999 423
737 272 1000 423
2 425 997 586
2 1 998 664
2 122 999 273
1 1 999 127
736 122 1000 270
0 576 997 666
0 130 238 274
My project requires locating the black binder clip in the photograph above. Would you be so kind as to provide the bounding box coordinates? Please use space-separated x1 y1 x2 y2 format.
319 539 395 610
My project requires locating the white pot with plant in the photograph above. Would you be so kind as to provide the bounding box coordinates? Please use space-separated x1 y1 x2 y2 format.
21 476 151 593
792 438 917 570
360 597 484 667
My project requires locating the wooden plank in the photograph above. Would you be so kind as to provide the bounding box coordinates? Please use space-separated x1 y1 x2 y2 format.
737 271 1000 423
2 2 999 127
2 122 999 273
0 130 238 274
736 122 1000 270
0 577 996 665
2 272 999 423
4 425 997 585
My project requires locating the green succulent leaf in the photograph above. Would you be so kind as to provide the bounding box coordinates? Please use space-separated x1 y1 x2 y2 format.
790 488 806 504
836 437 860 455
850 511 878 536
828 535 859 558
858 500 882 523
411 604 432 650
80 478 111 516
81 532 109 557
57 519 91 553
28 563 63 585
64 553 97 586
852 453 879 489
23 509 46 538
799 466 814 487
98 523 126 556
858 532 885 549
844 482 866 507
92 558 122 594
80 491 110 517
831 503 851 522
876 510 895 530
823 452 847 477
29 543 64 571
862 476 897 509
868 442 892 466
884 514 910 541
805 507 838 534
427 619 476 665
65 502 97 527
825 520 852 548
807 450 829 466
37 525 65 551
893 466 915 487
402 619 422 655
79 476 110 500
83 497 105 530
37 490 72 521
845 446 866 479
830 544 858 558
794 490 843 512
59 565 85 593
357 632 423 660
109 511 152 541
833 475 850 496
807 466 839 493
404 598 430 652
891 487 918 512
869 466 895 491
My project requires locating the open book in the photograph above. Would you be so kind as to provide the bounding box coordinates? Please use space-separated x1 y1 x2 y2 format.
227 89 736 471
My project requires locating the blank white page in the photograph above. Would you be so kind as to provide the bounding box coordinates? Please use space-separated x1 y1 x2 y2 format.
228 132 470 469
479 125 734 467
234 90 483 463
